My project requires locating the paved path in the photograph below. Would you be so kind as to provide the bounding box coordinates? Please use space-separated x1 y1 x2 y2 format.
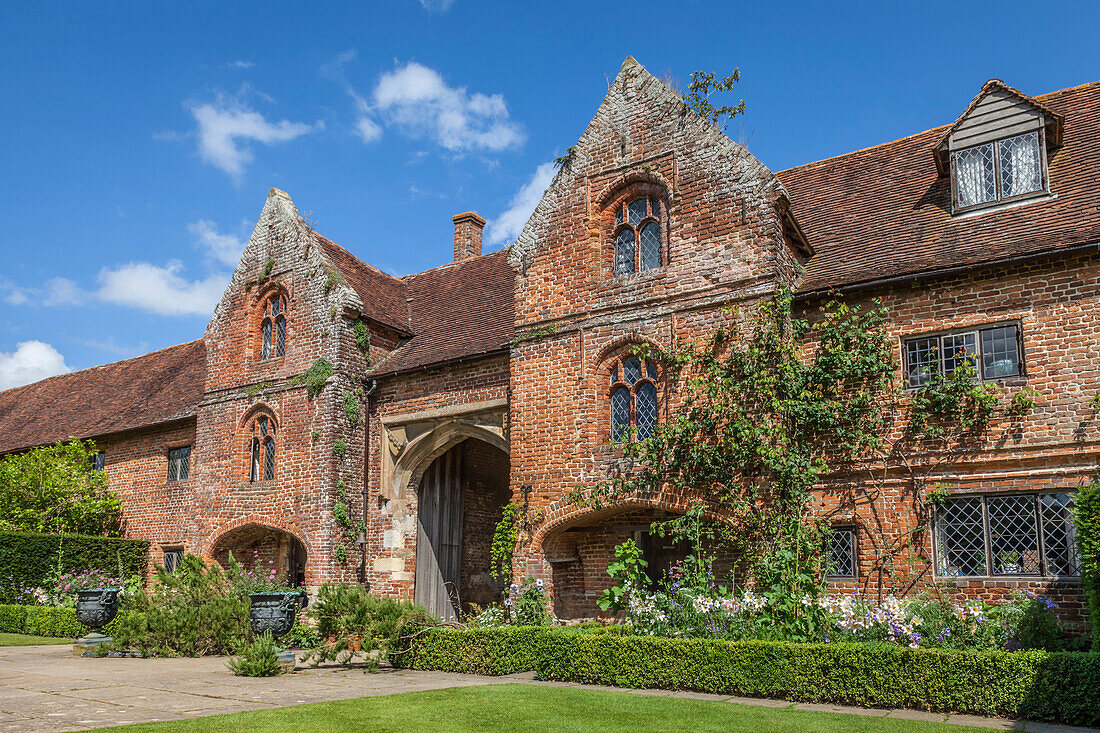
0 644 1094 732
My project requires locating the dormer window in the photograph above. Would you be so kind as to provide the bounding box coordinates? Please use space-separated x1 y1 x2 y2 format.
953 131 1043 209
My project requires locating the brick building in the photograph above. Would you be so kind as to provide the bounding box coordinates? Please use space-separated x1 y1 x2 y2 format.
2 59 1098 623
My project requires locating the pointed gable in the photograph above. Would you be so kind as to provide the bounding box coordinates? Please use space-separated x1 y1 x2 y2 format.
932 79 1064 174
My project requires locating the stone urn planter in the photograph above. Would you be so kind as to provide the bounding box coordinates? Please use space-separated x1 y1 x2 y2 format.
73 587 123 656
247 591 308 671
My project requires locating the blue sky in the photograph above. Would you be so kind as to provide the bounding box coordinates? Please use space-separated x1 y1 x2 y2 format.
1 0 1096 389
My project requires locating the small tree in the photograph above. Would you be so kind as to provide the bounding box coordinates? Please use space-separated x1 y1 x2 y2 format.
0 439 122 536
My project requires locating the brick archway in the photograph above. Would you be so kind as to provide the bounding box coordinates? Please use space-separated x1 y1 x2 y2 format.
389 421 508 500
204 517 311 587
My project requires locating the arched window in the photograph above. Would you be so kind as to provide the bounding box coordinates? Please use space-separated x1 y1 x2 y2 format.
260 293 286 360
248 415 276 482
613 197 663 276
608 353 659 440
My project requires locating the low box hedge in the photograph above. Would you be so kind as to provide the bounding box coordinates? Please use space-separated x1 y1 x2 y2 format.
394 627 1100 727
0 604 129 639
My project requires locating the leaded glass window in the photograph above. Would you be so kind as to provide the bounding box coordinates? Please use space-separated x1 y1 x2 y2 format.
826 527 856 578
935 493 1081 578
953 131 1045 211
904 324 1022 388
163 549 183 573
260 293 287 360
89 451 105 472
611 196 663 274
167 445 191 482
248 415 276 482
608 353 659 441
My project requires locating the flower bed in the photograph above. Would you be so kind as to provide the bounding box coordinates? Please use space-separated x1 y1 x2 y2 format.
393 626 1100 726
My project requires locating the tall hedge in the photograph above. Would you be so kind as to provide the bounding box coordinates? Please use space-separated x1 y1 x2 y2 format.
0 604 129 638
0 530 149 603
394 627 1100 727
1076 480 1100 650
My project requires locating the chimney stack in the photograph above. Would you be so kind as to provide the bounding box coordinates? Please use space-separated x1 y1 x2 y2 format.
452 211 485 261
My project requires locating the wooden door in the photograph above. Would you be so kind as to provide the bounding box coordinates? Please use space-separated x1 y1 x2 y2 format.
414 445 464 621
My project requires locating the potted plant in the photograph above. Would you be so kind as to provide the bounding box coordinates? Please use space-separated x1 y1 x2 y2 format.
247 591 309 671
73 587 123 656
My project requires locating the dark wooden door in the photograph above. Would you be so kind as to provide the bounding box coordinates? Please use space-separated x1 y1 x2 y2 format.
414 445 464 621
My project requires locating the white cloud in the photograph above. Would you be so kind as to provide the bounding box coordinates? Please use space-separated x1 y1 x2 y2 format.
43 278 81 306
418 0 455 10
228 60 256 69
486 162 556 246
370 62 524 152
188 219 245 267
95 262 228 316
0 341 71 391
190 95 318 179
355 116 382 143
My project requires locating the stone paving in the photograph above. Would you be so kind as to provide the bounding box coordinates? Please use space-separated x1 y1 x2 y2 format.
1 644 1095 732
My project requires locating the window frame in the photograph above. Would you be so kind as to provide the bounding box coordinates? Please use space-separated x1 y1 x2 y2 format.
607 353 660 442
166 445 192 483
825 525 858 580
902 322 1025 389
89 451 105 472
247 414 276 483
162 547 184 573
611 196 665 277
932 491 1081 580
258 292 287 362
950 128 1049 214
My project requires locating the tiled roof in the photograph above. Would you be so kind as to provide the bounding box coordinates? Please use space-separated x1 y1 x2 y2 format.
0 340 205 455
779 81 1100 293
370 249 515 376
312 232 412 334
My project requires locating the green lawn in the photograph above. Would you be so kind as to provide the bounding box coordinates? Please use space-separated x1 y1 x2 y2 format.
104 683 984 733
0 632 71 646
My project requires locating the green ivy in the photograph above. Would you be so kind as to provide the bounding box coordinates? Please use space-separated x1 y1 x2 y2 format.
294 358 333 399
489 503 520 583
1073 479 1100 651
334 545 347 564
334 501 351 529
353 320 371 364
333 439 347 457
343 390 360 425
323 267 345 295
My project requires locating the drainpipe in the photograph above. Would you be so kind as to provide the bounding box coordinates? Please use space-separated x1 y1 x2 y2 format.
359 378 378 588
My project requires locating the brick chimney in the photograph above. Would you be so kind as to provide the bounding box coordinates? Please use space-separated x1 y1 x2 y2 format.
452 211 485 261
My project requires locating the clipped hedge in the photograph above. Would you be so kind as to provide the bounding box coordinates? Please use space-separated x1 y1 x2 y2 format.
395 627 1100 727
0 530 149 603
0 604 130 639
1075 480 1100 650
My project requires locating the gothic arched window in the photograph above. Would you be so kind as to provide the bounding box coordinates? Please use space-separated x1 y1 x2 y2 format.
260 294 286 360
249 415 276 482
613 197 663 276
609 353 659 441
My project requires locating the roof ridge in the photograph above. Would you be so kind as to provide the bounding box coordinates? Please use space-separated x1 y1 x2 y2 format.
779 79 1099 177
401 246 512 281
0 339 203 397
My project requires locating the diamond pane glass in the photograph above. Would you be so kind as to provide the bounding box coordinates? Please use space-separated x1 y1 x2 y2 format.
636 382 657 439
271 296 281 316
623 357 642 384
827 528 855 577
988 495 1040 574
167 446 190 482
999 132 1042 198
276 316 286 357
90 452 105 472
649 198 660 219
615 206 623 226
906 337 939 387
611 386 631 441
981 325 1019 379
955 143 997 208
164 550 182 573
258 417 268 437
645 359 657 380
261 320 272 360
264 437 276 481
627 198 647 225
250 438 260 482
615 229 636 275
937 497 986 576
942 332 977 376
1040 493 1080 576
640 222 661 271
610 366 620 385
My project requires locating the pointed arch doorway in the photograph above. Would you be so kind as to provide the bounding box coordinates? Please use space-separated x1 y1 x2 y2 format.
413 439 509 622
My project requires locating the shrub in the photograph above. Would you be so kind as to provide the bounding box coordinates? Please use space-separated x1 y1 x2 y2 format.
1074 479 1100 650
302 584 436 668
112 555 250 657
396 627 1100 726
0 603 129 638
508 578 553 626
0 530 148 604
228 632 283 677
